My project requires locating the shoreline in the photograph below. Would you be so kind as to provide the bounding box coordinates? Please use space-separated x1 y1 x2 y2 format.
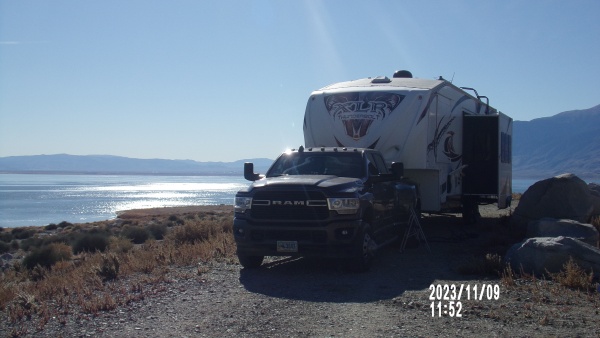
1 204 235 229
116 204 233 219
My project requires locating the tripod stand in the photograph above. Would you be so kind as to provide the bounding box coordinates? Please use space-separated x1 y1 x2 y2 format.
400 207 431 253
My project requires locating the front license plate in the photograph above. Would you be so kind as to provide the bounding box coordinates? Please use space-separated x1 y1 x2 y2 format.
277 241 298 253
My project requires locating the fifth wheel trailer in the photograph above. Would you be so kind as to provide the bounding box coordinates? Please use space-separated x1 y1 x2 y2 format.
303 70 512 222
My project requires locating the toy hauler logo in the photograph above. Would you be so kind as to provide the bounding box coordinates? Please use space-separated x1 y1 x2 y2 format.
324 92 403 140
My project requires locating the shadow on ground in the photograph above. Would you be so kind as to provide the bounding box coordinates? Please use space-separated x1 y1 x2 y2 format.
239 206 516 303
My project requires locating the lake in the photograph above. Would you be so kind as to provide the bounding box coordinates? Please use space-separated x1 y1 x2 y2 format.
0 174 249 227
0 174 596 228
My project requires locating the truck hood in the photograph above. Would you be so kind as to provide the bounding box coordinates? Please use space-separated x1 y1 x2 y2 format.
243 175 363 192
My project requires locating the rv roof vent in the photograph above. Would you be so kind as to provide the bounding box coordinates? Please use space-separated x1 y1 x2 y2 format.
393 70 413 78
371 76 391 83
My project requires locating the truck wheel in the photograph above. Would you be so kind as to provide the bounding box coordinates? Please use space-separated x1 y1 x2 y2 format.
237 253 264 269
350 226 375 272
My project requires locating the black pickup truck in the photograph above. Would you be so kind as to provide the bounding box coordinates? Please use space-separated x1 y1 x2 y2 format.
233 146 418 271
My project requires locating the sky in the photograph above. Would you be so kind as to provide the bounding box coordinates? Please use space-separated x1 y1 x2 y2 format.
1 1 599 162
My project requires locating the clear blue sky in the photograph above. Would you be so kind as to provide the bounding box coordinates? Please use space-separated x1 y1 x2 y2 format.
1 0 599 162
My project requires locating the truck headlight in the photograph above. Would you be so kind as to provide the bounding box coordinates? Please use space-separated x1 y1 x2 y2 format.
327 198 359 214
235 197 252 213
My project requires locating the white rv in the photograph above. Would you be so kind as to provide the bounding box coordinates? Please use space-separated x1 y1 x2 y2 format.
303 71 512 222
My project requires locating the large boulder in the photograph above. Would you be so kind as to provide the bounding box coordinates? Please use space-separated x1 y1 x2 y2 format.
527 218 599 247
504 236 600 277
512 174 595 232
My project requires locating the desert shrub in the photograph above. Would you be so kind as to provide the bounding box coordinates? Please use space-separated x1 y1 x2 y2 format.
19 237 44 252
108 236 134 253
220 219 233 233
58 221 73 228
11 228 36 240
45 223 58 231
167 220 219 245
551 257 595 291
122 226 150 244
72 233 109 254
0 282 16 311
0 241 10 254
501 264 516 287
8 292 38 319
95 253 120 281
22 243 72 270
0 231 13 242
168 214 184 225
87 226 105 234
147 223 167 240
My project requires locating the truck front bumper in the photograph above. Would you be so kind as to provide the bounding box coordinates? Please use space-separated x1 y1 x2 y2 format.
233 218 365 258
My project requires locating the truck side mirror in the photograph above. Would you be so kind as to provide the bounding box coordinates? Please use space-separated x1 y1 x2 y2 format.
391 162 404 178
244 162 261 181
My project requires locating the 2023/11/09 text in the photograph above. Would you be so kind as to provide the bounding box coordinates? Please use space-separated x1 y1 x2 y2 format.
429 284 500 301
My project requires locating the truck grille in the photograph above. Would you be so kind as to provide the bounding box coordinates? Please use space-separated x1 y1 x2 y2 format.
251 191 329 221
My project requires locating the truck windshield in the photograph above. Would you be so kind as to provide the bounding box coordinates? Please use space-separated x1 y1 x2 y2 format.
267 152 365 178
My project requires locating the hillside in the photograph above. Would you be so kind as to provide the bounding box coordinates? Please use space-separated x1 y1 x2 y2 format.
0 154 273 176
513 104 600 178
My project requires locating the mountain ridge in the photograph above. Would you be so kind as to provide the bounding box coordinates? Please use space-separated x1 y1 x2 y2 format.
512 104 600 178
1 104 599 179
0 154 274 176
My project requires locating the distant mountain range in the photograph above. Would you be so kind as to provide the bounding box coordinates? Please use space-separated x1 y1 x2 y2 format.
1 104 599 179
0 154 274 176
513 104 600 179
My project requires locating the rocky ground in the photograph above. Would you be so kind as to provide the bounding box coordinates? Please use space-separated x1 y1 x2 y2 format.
3 203 600 337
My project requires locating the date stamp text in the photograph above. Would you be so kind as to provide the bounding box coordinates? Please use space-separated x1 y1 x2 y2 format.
429 284 500 317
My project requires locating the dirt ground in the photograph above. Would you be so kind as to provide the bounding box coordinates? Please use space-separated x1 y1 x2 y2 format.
4 203 600 337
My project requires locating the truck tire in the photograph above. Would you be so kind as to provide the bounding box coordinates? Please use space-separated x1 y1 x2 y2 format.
349 225 375 272
237 253 264 269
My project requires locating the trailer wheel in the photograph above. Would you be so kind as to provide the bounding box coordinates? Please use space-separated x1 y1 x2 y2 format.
349 225 375 272
237 253 264 269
